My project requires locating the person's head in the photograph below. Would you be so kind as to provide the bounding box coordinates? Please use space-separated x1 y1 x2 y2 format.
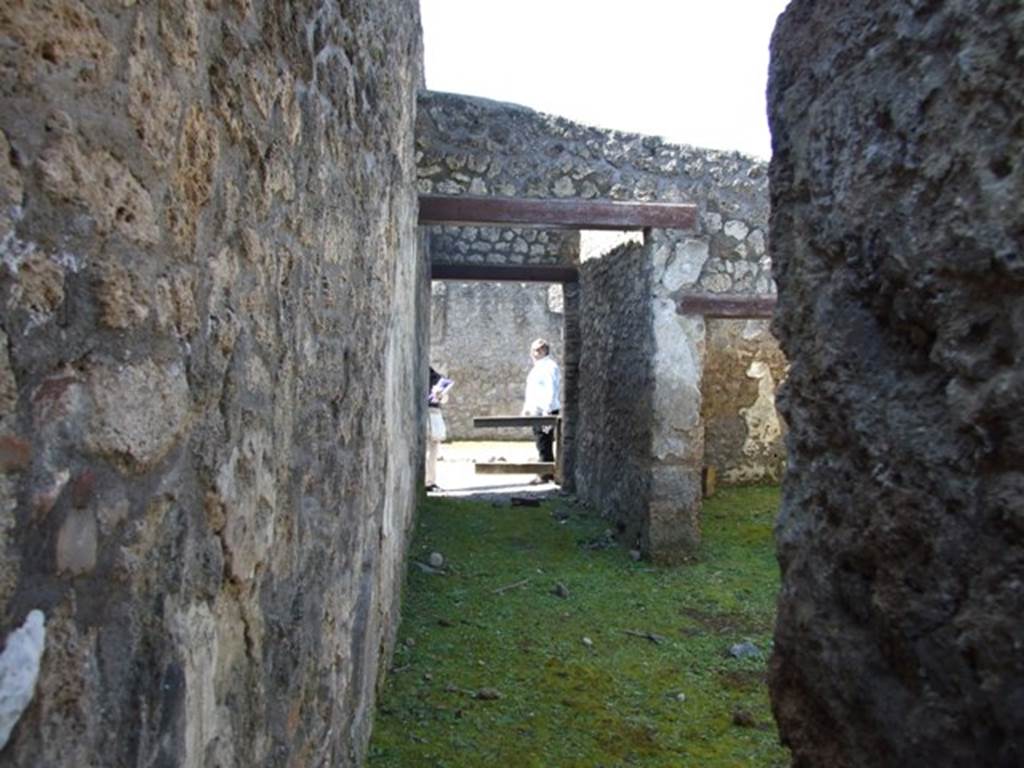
530 338 550 360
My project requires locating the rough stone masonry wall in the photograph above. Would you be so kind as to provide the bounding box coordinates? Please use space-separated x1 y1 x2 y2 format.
0 2 423 766
769 2 1024 766
576 243 655 550
416 90 774 559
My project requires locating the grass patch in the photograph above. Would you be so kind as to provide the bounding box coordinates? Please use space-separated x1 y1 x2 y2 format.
367 486 788 767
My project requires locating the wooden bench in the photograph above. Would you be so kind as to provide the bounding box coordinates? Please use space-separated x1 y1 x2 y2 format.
472 415 562 482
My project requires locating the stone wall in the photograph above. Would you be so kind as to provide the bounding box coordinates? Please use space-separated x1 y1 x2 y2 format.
576 243 655 550
429 225 577 267
0 2 423 766
769 2 1024 765
429 281 564 440
417 90 777 557
417 92 773 297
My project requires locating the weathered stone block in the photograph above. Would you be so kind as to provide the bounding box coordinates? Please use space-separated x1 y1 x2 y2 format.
769 2 1024 765
85 359 191 473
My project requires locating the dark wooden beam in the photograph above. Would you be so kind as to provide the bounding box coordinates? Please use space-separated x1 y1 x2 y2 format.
473 415 560 428
475 462 556 475
419 194 697 231
676 292 777 318
431 262 579 283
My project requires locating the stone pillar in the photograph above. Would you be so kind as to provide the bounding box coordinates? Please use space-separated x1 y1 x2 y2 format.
769 2 1024 766
646 230 708 557
560 281 581 492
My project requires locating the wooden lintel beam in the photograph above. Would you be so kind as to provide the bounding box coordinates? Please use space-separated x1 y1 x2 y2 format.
473 416 560 428
419 194 697 231
676 293 777 318
475 462 556 475
431 262 579 283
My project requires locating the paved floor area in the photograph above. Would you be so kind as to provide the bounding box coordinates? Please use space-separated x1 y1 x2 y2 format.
429 440 559 498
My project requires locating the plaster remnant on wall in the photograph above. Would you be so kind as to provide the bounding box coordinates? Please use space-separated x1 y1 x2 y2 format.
651 304 704 463
739 361 781 457
0 610 46 751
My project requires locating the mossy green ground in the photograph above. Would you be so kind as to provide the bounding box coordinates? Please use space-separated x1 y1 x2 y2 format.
368 486 789 767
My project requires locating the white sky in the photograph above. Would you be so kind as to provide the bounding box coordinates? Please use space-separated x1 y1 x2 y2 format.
420 0 791 159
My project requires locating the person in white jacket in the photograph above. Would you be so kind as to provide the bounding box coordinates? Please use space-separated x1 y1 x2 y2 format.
522 338 561 473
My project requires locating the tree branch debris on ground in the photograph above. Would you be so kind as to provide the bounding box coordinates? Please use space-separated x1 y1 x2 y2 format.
492 578 530 594
622 629 667 645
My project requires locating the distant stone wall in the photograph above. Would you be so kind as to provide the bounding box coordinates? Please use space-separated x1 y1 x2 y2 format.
417 91 773 296
430 225 577 266
703 320 787 485
769 2 1024 765
0 2 423 766
430 281 564 440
